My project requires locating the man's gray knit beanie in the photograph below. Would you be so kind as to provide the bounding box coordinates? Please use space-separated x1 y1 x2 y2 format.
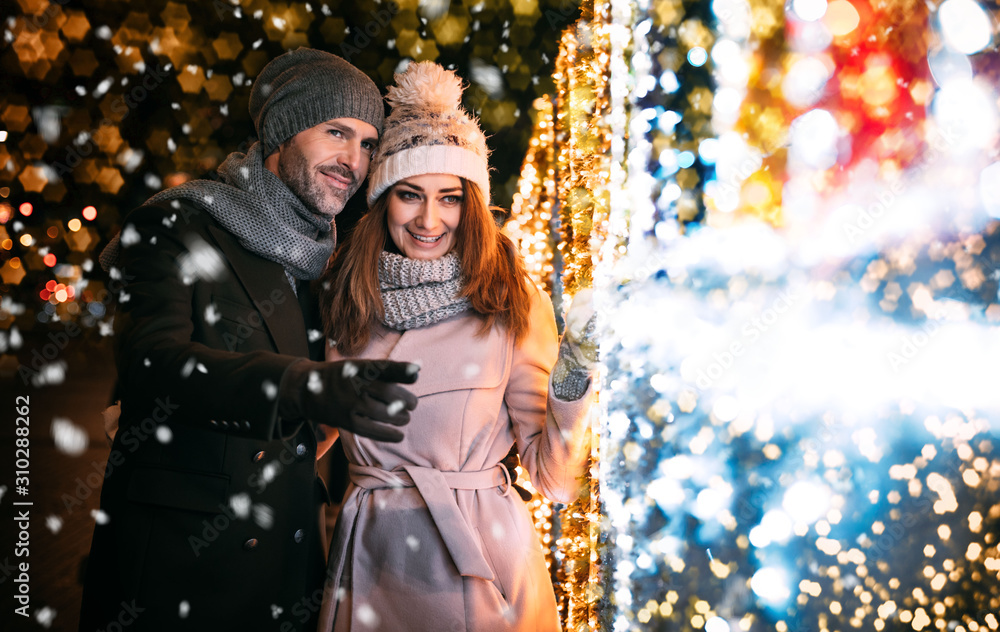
249 48 384 156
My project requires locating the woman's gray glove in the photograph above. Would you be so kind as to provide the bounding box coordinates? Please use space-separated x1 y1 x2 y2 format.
279 359 420 442
552 289 598 402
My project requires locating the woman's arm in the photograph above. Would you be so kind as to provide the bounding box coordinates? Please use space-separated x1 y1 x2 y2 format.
504 285 594 504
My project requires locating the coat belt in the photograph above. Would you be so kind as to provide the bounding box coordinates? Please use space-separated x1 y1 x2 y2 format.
348 463 511 581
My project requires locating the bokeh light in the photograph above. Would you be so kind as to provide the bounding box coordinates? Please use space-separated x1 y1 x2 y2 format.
938 0 993 56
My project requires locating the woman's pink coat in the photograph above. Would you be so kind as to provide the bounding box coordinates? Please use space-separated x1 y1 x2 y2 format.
318 286 592 632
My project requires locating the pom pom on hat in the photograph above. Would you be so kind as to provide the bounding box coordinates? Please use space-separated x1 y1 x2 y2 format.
368 61 490 206
386 61 463 111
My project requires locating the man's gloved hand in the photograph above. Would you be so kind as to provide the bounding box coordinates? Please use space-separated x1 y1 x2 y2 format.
279 359 419 442
552 289 598 402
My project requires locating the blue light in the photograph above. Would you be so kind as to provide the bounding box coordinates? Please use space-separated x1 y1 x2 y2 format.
659 71 680 93
678 151 696 169
688 46 709 67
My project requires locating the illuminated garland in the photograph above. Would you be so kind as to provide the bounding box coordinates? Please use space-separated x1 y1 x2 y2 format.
504 95 557 295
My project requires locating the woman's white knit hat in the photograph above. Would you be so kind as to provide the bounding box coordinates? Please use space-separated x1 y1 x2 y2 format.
367 61 490 206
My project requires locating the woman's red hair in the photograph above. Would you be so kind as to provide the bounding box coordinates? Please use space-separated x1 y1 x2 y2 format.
321 179 532 355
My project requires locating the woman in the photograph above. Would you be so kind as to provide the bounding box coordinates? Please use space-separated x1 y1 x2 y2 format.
317 61 596 632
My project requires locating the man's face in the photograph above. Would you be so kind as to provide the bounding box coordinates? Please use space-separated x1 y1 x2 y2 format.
275 117 378 218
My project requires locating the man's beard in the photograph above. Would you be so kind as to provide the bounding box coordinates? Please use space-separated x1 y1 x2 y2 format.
278 144 357 218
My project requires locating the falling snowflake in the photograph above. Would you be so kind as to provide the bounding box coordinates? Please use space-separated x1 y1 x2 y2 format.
342 361 358 378
253 503 274 529
270 604 283 619
32 361 67 386
120 223 140 247
181 357 196 378
308 329 323 342
387 400 405 416
178 234 227 284
491 521 505 539
356 603 379 627
35 606 56 629
52 418 88 455
0 486 5 501
229 493 251 519
46 515 63 534
262 379 277 400
307 371 323 394
405 535 420 552
463 363 481 378
260 463 278 486
155 425 172 444
178 601 190 618
470 60 505 99
91 509 110 524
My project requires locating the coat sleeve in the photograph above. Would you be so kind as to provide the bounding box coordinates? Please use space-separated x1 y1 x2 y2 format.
112 201 304 442
504 284 593 504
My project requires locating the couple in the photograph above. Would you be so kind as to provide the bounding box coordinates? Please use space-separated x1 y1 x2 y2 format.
81 48 595 632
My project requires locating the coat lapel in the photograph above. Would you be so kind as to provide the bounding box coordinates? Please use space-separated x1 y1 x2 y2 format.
207 224 310 357
363 317 510 397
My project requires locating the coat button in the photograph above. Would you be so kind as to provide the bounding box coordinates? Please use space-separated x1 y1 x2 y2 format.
243 538 259 551
252 450 266 463
293 529 305 544
295 443 307 457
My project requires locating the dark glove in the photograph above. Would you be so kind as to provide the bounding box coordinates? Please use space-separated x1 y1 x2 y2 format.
279 359 419 442
502 445 533 502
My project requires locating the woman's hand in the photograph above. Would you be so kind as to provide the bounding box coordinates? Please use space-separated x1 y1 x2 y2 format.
552 289 598 401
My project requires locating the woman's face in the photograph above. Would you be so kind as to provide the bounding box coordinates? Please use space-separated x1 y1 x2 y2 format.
386 174 463 260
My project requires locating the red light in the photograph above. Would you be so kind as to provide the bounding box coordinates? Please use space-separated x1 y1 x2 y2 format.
67 286 75 299
40 289 50 301
46 279 57 291
43 253 57 267
19 202 32 217
82 206 97 221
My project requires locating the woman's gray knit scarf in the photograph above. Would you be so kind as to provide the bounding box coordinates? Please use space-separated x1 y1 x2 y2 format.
99 142 335 284
379 251 470 330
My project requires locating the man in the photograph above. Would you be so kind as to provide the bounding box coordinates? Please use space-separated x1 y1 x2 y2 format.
79 48 417 632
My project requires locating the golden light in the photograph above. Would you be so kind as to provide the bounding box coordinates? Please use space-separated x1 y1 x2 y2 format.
68 218 82 231
859 56 898 111
1 239 11 249
19 234 33 247
46 225 59 238
825 0 861 36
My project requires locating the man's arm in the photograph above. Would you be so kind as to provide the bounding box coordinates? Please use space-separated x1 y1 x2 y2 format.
112 201 304 441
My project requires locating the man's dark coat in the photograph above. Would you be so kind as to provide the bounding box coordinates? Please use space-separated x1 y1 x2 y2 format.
80 198 332 632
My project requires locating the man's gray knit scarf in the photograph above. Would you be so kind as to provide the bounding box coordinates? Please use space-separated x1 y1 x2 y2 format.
99 142 335 285
379 251 470 330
